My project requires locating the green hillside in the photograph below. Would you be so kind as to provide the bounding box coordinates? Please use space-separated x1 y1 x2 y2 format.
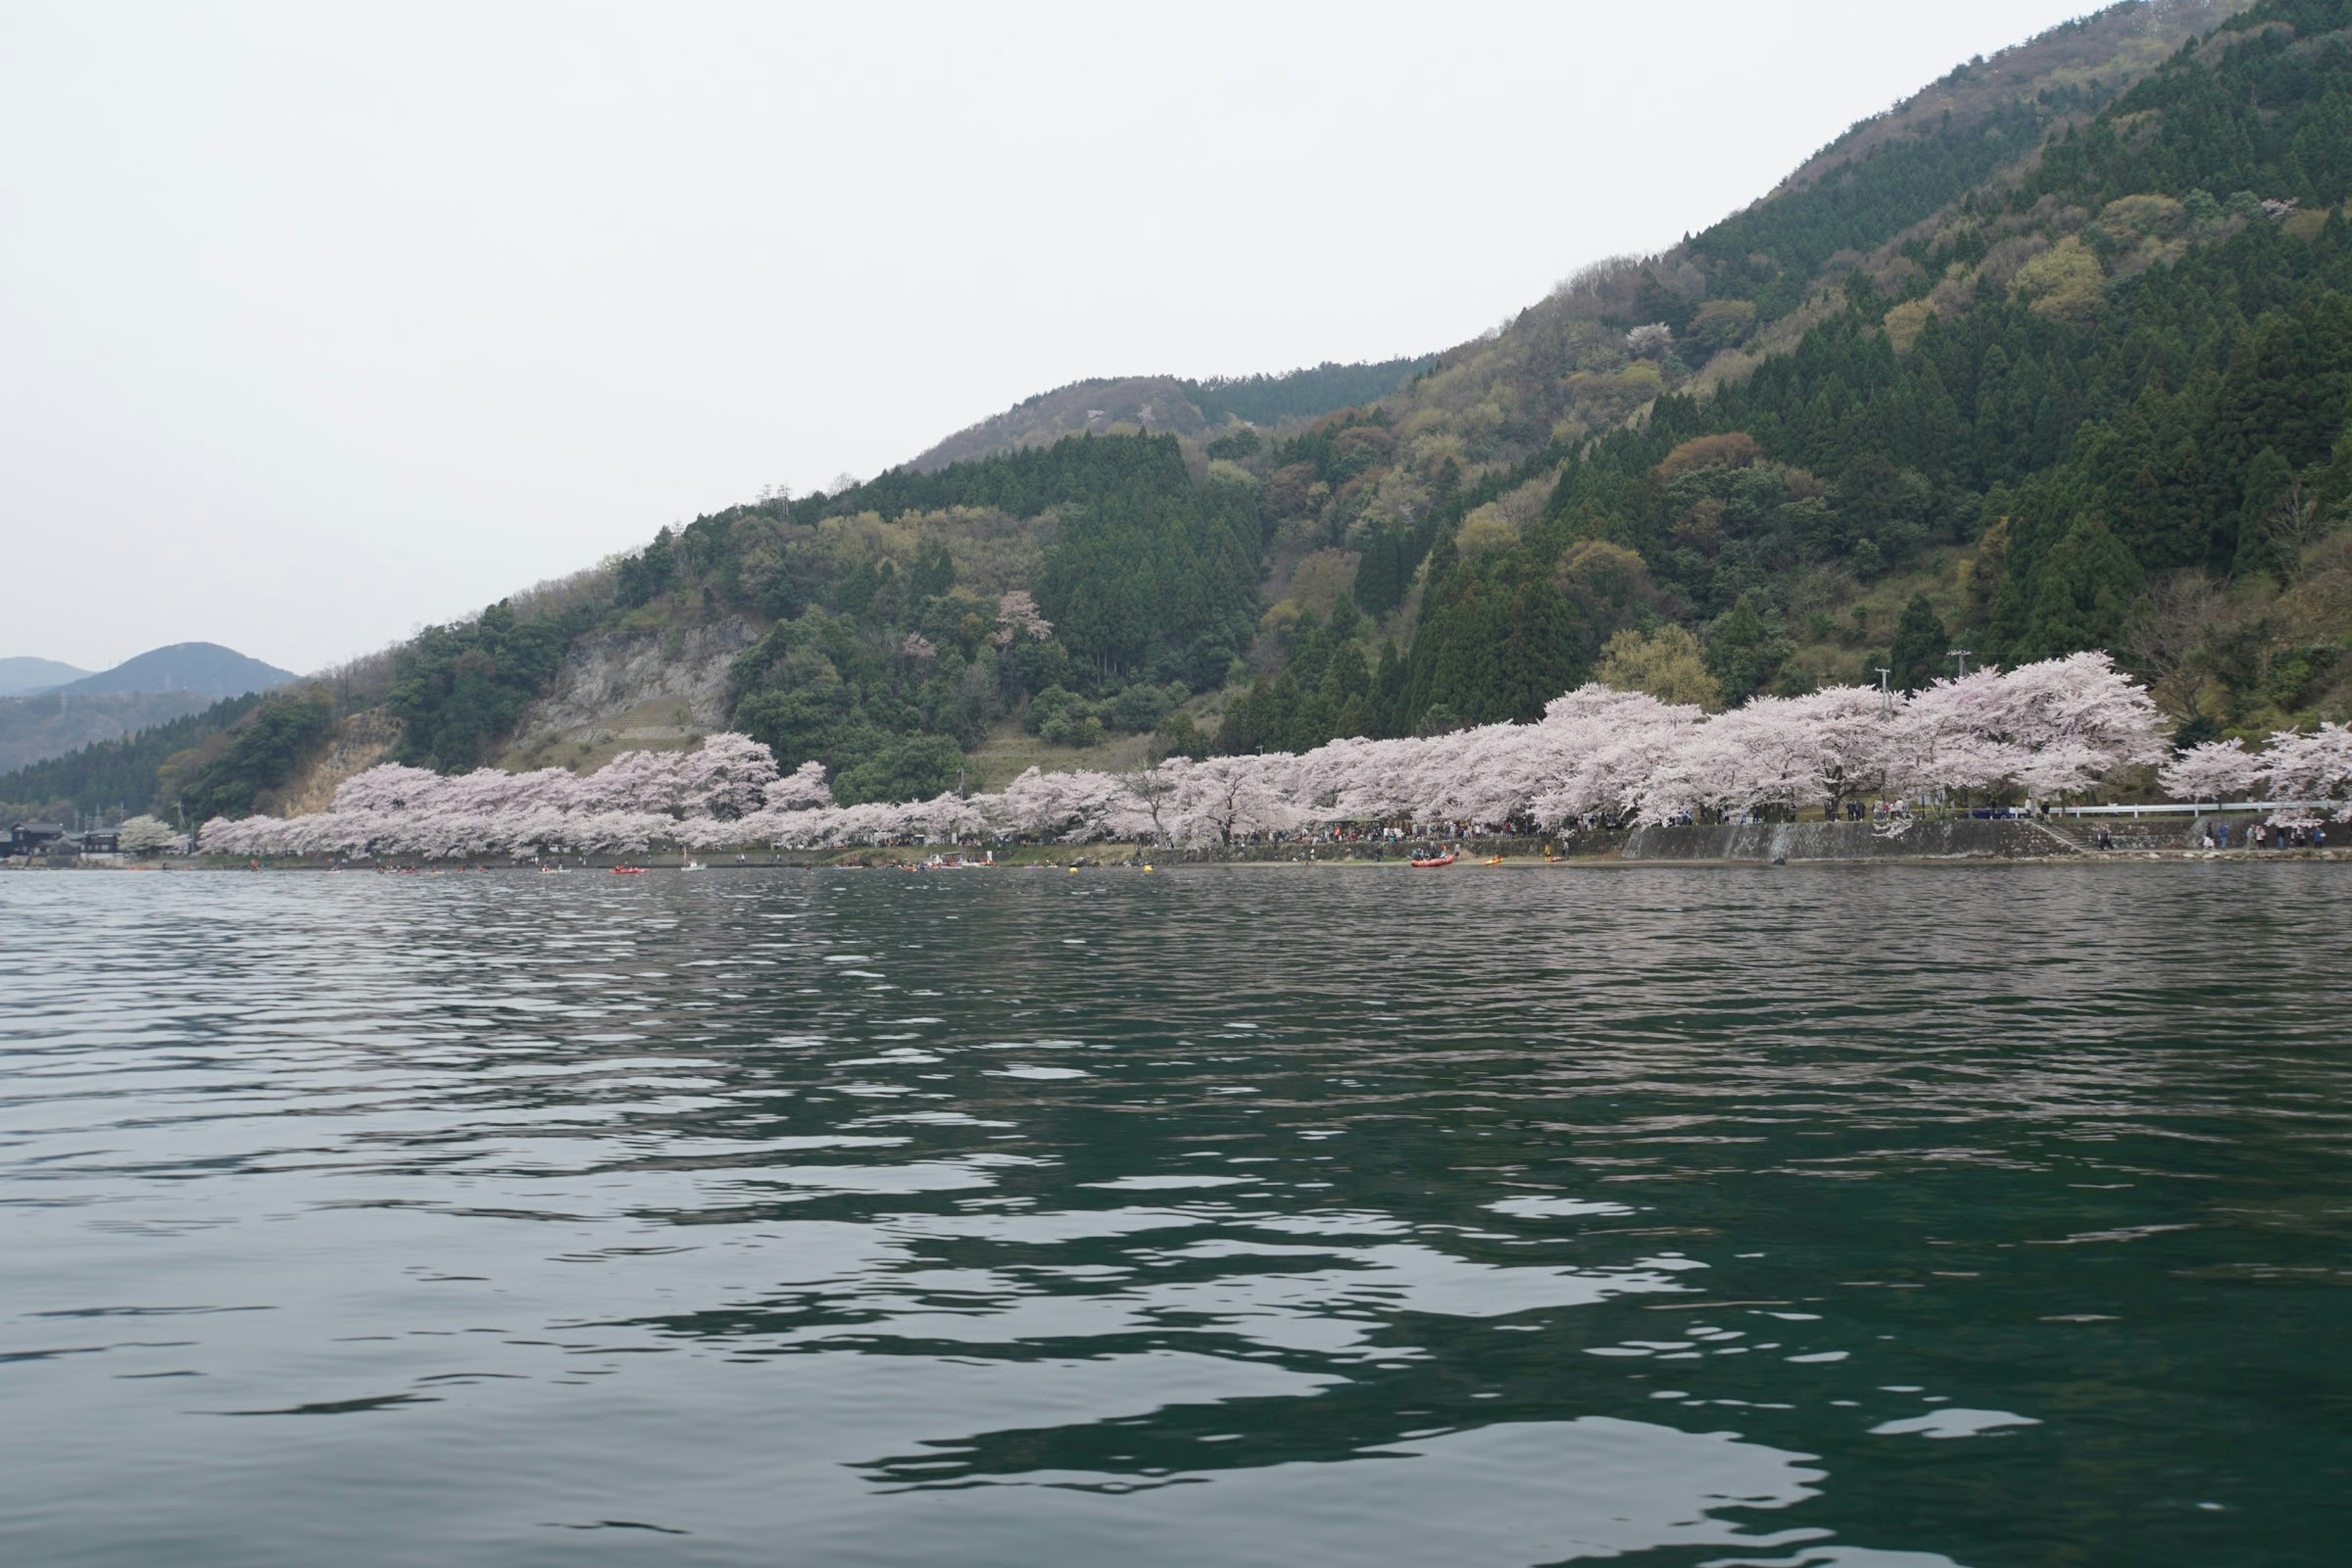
1221 0 2352 749
24 0 2348 823
647 434 1258 799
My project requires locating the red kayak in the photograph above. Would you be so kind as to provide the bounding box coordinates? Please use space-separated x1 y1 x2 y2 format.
611 865 647 875
1409 852 1457 869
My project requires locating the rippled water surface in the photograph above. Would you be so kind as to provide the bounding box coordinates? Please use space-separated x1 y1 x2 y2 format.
4 866 2350 1566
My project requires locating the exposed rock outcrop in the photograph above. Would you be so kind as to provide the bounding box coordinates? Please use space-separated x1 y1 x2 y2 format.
503 615 761 767
268 709 403 816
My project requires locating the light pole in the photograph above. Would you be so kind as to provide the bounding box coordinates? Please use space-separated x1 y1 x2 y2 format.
1948 648 1973 679
1875 667 1893 718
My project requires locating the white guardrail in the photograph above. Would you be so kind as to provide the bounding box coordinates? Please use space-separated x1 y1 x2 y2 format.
2054 801 2291 818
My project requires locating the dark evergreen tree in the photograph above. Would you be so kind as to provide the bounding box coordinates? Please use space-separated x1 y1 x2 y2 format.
2233 446 2297 578
2022 515 2143 658
1888 594 1951 693
1703 595 1783 706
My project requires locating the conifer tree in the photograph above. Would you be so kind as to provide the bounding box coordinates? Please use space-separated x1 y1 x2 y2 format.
1889 594 1951 694
2233 447 2296 579
1705 596 1781 707
2024 516 2142 659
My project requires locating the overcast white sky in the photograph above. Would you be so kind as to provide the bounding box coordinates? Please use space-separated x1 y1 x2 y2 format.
1 1 2103 674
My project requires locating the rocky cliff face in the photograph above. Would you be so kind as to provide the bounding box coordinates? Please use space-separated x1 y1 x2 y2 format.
501 615 762 769
267 709 404 817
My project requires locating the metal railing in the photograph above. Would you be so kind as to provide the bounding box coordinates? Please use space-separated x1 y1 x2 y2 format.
2054 801 2288 818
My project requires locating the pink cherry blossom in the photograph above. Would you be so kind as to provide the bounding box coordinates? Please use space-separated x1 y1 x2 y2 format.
2263 722 2352 809
197 654 2203 856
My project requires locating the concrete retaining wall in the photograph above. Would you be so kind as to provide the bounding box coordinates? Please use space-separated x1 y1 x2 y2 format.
1620 819 2073 861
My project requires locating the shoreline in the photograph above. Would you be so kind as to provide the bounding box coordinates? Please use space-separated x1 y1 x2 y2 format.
15 809 2343 874
20 847 2351 873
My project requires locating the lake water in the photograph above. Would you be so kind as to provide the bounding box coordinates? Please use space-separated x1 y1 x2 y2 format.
3 866 2348 1566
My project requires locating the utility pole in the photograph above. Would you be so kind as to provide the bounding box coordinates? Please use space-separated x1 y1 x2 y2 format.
1875 667 1893 718
1948 648 1973 679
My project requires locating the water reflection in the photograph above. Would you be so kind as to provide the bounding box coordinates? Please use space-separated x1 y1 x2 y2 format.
3 867 2348 1566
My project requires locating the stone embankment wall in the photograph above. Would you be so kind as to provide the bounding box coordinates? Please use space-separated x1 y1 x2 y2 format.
2040 818 2214 851
1620 820 2076 861
1167 832 1632 863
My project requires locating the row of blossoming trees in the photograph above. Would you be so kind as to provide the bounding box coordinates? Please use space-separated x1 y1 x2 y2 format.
199 653 2352 858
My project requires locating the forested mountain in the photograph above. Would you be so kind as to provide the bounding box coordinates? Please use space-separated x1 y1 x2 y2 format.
0 643 295 784
0 693 268 822
53 642 294 698
26 0 2351 828
0 657 90 697
614 434 1258 801
1221 0 2352 751
0 690 222 776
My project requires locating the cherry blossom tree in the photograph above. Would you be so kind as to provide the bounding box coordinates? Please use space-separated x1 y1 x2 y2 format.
1996 652 2165 775
1114 758 1191 844
115 815 183 856
573 748 684 816
1780 685 1895 813
2262 723 2352 810
1167 754 1298 845
675 732 780 821
2157 739 2266 802
992 590 1054 646
987 766 1128 842
189 654 2232 858
766 760 834 810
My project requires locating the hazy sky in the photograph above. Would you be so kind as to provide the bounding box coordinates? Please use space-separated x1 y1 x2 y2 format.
2 1 2104 674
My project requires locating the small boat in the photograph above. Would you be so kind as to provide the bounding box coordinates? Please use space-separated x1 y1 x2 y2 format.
1482 854 1505 865
1410 851 1457 869
611 865 646 875
682 861 706 872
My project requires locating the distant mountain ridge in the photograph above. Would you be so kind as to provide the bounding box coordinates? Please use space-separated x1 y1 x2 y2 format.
908 375 1212 472
0 657 91 697
0 691 224 776
0 643 297 783
55 643 295 698
906 357 1438 472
